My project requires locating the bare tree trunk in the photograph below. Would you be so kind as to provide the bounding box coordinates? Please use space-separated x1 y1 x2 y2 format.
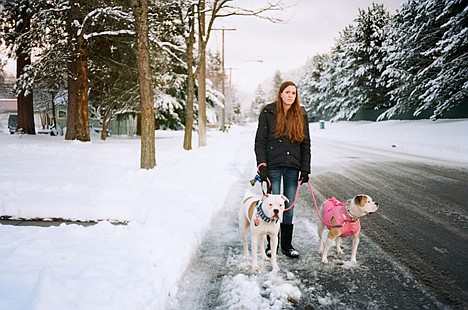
183 69 194 150
75 33 90 142
132 0 156 169
101 118 109 141
16 51 35 134
183 4 196 151
65 0 79 140
51 91 57 129
16 6 35 135
100 105 113 141
136 112 141 135
65 57 78 140
197 0 207 147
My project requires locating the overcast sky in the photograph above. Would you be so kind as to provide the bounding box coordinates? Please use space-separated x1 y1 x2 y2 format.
208 0 405 94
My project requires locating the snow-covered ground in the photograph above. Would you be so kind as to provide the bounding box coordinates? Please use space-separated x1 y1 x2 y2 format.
0 119 467 309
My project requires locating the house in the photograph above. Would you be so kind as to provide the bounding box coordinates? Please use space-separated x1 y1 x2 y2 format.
1 83 137 135
54 106 138 136
0 83 17 130
0 82 50 132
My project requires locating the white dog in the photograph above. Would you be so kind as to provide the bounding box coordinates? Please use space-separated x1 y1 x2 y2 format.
239 194 288 272
318 195 379 264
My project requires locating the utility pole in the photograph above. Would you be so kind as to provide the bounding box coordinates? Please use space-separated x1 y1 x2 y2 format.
198 0 207 146
227 67 238 88
212 28 235 131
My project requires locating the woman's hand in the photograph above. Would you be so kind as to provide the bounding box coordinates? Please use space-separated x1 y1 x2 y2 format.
299 171 309 184
258 165 269 181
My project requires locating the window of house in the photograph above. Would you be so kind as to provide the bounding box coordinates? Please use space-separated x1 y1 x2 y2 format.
58 110 67 118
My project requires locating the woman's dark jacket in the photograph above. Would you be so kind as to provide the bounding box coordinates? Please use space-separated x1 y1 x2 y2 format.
255 102 311 173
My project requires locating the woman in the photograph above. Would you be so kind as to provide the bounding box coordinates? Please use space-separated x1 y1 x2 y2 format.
254 81 311 258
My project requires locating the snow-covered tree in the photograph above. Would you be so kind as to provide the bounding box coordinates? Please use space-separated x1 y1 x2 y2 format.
326 4 391 120
0 0 41 134
379 0 467 120
300 1 467 121
351 3 391 110
424 0 468 119
0 0 138 140
271 70 283 100
88 32 139 140
206 50 223 89
299 3 392 121
149 1 188 131
299 53 329 120
322 25 361 120
251 84 267 116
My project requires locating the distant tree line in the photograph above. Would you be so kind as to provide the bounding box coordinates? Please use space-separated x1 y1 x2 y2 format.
299 0 467 121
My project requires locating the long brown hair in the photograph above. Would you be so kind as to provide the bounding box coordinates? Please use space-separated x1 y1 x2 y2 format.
273 81 305 143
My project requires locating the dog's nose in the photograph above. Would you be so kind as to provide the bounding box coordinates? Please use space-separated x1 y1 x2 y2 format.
375 202 379 207
273 209 279 214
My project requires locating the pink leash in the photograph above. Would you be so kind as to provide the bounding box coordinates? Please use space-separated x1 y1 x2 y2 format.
256 163 333 226
284 181 316 211
261 179 307 211
283 181 338 227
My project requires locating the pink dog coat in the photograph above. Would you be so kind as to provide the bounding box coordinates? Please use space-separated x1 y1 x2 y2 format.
323 197 360 237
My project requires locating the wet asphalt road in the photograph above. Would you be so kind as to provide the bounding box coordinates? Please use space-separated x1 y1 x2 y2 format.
306 138 468 309
298 160 468 309
169 138 468 309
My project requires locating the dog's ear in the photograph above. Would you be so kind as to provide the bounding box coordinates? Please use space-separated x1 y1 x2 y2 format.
262 194 269 200
281 195 289 203
354 195 367 207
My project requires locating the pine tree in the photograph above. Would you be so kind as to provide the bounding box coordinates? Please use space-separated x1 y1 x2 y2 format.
301 3 392 121
351 3 391 111
417 0 468 118
323 25 360 120
149 1 188 130
325 4 391 120
252 85 267 116
299 54 329 120
0 0 40 134
379 0 467 120
271 70 283 101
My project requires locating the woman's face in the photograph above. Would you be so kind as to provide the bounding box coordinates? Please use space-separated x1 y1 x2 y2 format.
280 85 297 107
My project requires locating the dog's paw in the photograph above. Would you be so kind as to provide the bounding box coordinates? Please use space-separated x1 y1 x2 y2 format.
321 258 329 264
272 265 280 273
337 248 344 255
350 258 357 264
262 255 270 262
252 264 260 272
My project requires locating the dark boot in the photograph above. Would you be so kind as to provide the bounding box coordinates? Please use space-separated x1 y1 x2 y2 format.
265 235 279 258
280 223 299 258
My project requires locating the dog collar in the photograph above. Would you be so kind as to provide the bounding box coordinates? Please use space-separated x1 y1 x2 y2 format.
257 202 278 224
345 206 359 222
